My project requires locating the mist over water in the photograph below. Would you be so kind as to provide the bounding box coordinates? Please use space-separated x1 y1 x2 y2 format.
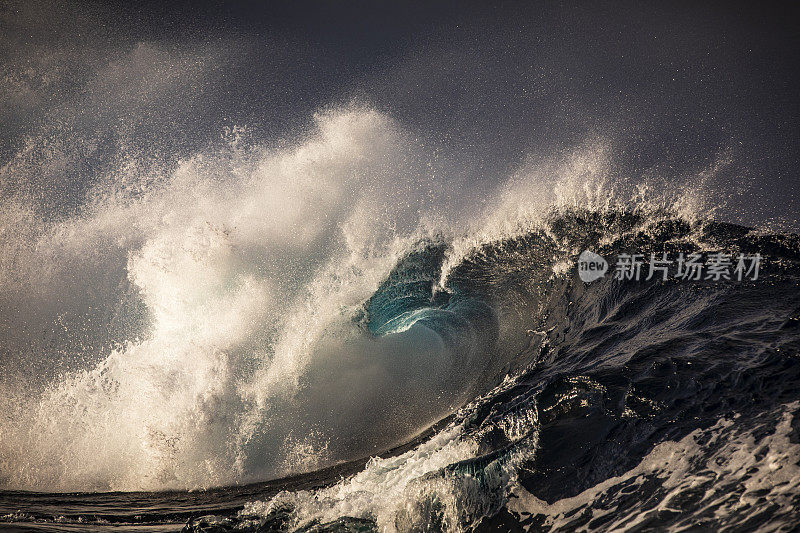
0 108 481 490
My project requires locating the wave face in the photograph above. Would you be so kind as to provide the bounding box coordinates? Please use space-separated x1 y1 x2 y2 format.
2 107 800 532
189 212 800 532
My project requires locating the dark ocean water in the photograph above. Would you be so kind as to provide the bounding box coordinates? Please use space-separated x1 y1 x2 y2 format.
4 209 800 532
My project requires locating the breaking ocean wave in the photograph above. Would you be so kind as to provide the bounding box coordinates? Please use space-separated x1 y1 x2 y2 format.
2 109 800 532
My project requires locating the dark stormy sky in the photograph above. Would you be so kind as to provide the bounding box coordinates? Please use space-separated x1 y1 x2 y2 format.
1 0 799 226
